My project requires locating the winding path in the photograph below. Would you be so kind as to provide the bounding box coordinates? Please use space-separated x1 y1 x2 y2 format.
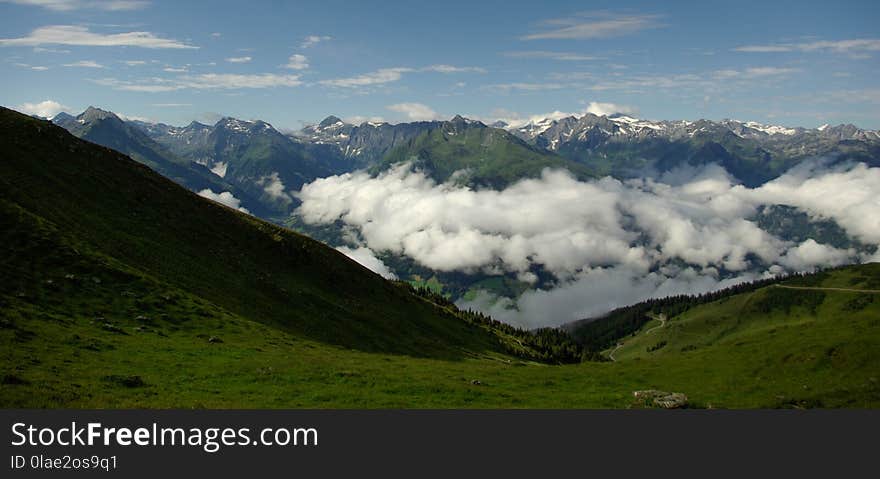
644 313 668 334
607 312 668 362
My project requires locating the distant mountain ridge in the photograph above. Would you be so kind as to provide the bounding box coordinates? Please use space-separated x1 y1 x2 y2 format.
45 105 880 219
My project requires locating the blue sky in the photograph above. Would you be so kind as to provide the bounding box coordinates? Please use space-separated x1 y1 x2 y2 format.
1 0 879 129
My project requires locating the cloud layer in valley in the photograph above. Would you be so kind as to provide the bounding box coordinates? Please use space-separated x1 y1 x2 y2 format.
197 189 249 213
296 160 880 328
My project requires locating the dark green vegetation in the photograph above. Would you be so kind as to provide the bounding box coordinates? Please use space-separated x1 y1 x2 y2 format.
754 204 873 252
377 116 595 188
3 107 879 408
565 275 800 354
404 285 586 364
598 264 880 408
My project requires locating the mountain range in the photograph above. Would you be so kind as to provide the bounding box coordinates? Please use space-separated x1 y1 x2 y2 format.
54 108 880 205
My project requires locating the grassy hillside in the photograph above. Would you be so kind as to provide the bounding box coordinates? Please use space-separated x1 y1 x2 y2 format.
0 107 522 358
3 260 877 407
377 118 595 188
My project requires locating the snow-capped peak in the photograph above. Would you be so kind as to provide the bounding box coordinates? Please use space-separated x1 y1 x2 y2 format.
743 121 797 136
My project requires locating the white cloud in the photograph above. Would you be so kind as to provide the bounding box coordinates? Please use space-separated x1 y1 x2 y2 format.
735 38 880 54
182 73 301 89
344 115 386 125
491 109 578 129
778 239 854 271
14 62 50 71
0 0 149 11
0 25 197 49
486 82 566 92
494 101 636 129
16 99 68 118
319 67 413 88
91 78 180 92
33 46 70 53
297 160 877 327
422 64 487 74
336 246 397 279
283 53 308 70
523 12 662 40
256 172 292 204
301 35 331 48
63 60 104 68
386 102 440 121
116 112 150 122
197 189 249 214
458 266 756 329
319 65 483 89
712 67 799 79
225 56 252 63
93 73 302 92
504 51 601 61
163 66 188 73
584 101 637 116
151 102 191 107
122 60 147 66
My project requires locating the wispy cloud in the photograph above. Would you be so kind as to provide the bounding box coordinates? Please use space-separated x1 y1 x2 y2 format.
504 50 600 61
319 67 413 88
422 64 487 73
122 59 147 66
93 72 302 92
91 78 179 92
151 102 191 107
735 38 880 54
63 59 104 68
15 99 68 117
182 73 301 89
0 0 149 11
386 102 440 121
712 67 800 79
33 46 70 53
319 64 486 89
0 25 198 49
283 53 308 70
300 35 331 48
522 12 663 40
162 66 188 73
485 82 566 92
225 56 252 63
539 66 799 95
13 62 50 70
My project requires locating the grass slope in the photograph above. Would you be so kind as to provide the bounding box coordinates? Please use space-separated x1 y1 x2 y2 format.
0 107 507 359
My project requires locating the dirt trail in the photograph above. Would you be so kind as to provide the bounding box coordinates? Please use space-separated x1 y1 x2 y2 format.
644 312 668 334
607 312 668 362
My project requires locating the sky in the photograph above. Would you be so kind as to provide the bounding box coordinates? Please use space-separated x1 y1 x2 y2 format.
1 0 879 130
